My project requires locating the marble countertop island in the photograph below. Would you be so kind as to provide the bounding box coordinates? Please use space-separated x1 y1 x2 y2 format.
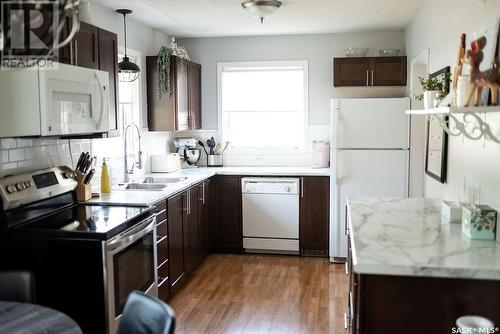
347 197 500 280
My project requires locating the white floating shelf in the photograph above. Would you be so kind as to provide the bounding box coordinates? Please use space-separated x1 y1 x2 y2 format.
406 105 500 115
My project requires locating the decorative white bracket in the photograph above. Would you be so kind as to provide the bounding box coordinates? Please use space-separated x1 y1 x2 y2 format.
407 106 500 144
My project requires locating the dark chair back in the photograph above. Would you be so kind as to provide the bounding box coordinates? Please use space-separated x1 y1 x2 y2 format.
116 291 176 334
0 271 36 303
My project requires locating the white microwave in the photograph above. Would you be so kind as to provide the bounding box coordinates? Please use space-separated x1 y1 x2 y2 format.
0 63 110 138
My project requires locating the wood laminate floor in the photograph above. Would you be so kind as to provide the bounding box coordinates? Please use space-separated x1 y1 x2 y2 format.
169 254 348 334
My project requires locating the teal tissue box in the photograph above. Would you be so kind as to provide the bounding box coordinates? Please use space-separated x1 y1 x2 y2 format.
462 204 497 240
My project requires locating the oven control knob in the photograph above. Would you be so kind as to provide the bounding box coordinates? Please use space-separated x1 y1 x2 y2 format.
6 185 16 193
16 182 25 191
24 181 32 188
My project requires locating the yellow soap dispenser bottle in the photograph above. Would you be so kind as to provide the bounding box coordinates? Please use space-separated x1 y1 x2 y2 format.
100 159 111 194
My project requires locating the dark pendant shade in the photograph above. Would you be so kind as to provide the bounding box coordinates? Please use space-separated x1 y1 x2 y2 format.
118 56 140 82
117 8 140 82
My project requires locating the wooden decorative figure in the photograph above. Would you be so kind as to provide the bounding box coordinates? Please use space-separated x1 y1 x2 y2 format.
463 36 500 106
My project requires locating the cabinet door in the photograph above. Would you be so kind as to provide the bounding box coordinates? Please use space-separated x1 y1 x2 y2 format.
188 62 202 130
146 56 176 131
57 18 73 64
98 28 119 137
198 180 210 260
73 22 98 69
370 57 407 86
213 176 242 252
168 192 185 293
175 58 189 131
334 58 370 87
299 176 329 257
183 187 200 274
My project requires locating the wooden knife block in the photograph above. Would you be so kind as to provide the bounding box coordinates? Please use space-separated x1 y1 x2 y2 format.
75 173 92 202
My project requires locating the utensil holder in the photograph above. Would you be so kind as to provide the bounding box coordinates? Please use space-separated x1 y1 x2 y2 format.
76 183 92 202
207 155 223 167
462 204 497 240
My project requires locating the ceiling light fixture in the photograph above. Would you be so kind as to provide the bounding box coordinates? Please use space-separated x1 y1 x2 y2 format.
241 0 282 24
116 9 140 82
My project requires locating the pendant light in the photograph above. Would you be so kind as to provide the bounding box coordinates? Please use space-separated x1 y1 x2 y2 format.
241 0 282 24
117 9 140 82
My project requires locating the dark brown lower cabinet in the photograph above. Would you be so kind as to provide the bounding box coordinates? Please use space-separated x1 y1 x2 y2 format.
167 192 186 294
346 240 500 333
211 176 242 253
198 179 211 260
183 186 200 275
299 176 329 257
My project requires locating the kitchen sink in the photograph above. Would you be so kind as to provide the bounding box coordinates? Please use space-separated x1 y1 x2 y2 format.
124 183 168 191
142 177 187 184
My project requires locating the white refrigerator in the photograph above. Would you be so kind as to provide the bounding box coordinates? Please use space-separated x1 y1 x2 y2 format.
330 98 410 261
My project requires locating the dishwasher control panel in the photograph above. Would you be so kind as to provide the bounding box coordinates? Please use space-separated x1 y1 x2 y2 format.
241 178 299 195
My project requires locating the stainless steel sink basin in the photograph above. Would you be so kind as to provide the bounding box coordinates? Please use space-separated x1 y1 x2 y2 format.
143 177 187 184
125 183 167 191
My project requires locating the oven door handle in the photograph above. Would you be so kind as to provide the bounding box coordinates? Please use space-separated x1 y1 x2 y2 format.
107 216 156 254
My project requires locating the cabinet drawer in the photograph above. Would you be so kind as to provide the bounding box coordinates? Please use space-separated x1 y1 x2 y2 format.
158 259 169 279
157 219 168 239
157 236 168 265
156 203 167 222
158 276 170 301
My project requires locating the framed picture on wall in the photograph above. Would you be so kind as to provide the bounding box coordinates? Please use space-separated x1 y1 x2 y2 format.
425 116 448 183
425 67 450 184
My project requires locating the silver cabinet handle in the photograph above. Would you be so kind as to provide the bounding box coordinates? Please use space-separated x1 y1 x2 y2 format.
188 190 191 215
371 70 374 86
345 261 349 275
300 178 304 198
74 40 78 66
69 41 74 65
366 70 369 86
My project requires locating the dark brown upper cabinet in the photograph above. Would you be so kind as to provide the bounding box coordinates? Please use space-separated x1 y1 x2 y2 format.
188 62 202 130
146 55 202 131
73 22 99 69
334 56 407 87
299 176 330 257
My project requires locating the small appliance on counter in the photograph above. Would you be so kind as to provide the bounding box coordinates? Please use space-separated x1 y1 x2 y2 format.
151 153 181 173
174 138 201 168
311 140 330 168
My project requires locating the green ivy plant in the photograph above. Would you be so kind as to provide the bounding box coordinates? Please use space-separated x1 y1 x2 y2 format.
415 72 451 101
157 46 175 98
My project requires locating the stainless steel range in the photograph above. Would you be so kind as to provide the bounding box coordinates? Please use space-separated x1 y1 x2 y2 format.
0 166 158 334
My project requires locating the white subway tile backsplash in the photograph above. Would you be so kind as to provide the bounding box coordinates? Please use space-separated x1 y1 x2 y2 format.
16 139 33 147
0 137 91 177
9 148 26 162
1 138 17 150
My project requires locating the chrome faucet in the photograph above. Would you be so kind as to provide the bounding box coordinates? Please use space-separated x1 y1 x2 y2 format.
124 123 143 183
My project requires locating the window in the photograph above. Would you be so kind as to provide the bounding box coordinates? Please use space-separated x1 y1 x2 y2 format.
218 61 308 151
118 52 141 129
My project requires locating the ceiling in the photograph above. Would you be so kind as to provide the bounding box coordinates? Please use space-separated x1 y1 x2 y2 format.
93 0 426 38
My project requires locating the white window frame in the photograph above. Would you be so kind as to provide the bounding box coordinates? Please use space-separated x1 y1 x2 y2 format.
117 47 146 132
217 60 309 154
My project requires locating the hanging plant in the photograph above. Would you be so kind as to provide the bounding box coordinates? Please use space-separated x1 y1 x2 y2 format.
157 46 174 98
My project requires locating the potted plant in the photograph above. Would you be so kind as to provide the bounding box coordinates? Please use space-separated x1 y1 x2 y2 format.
416 73 451 109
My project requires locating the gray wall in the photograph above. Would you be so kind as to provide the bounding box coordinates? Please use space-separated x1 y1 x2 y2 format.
178 32 406 129
405 0 500 238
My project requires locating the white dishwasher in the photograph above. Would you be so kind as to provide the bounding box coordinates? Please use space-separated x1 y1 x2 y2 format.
242 177 300 254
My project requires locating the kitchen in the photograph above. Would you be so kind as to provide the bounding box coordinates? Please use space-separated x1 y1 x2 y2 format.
0 0 500 333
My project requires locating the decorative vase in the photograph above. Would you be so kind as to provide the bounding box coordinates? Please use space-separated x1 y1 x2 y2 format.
423 90 441 110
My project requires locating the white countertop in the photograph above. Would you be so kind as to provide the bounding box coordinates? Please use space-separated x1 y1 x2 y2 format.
88 166 330 207
347 197 500 281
